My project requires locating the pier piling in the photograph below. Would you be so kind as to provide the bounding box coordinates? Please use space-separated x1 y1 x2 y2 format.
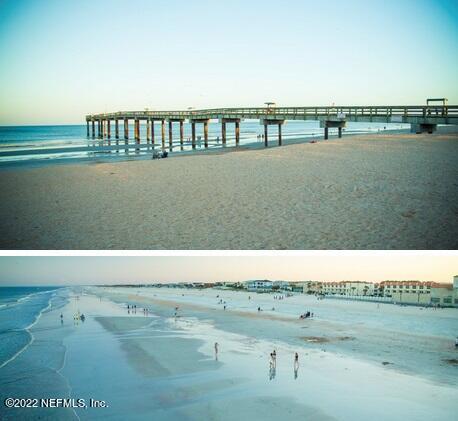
134 119 140 142
124 118 129 140
204 121 209 148
235 121 240 146
161 120 165 150
169 121 173 151
115 120 119 139
322 120 346 140
180 121 184 150
222 121 226 145
262 119 284 147
192 122 196 149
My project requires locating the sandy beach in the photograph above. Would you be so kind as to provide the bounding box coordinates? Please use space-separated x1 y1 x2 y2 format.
2 286 457 421
0 132 457 249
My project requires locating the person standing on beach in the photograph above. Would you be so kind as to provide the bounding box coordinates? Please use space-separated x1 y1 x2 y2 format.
214 342 219 360
272 350 277 368
294 352 299 379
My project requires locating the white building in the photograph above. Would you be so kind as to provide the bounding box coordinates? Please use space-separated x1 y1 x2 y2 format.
430 277 458 308
321 281 373 296
272 281 291 291
380 279 458 307
244 280 273 292
343 282 374 296
293 281 322 294
380 281 433 301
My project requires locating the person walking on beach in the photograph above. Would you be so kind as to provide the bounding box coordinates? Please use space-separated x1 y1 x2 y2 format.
272 350 277 368
269 353 276 380
294 352 299 379
214 342 219 360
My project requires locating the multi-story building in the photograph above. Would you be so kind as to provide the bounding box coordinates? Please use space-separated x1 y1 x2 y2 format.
430 278 458 308
321 281 373 296
244 280 273 292
379 279 458 307
272 281 291 291
321 281 345 295
297 281 323 294
343 282 374 296
380 280 433 305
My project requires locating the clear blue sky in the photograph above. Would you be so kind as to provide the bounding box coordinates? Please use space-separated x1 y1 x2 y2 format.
0 255 456 285
0 0 457 124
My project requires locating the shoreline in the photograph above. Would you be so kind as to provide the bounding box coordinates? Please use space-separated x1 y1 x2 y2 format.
0 127 415 172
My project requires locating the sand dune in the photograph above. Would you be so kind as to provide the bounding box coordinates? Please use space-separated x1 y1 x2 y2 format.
0 133 457 249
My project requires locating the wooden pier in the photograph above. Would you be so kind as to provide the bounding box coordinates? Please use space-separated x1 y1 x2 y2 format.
86 104 458 149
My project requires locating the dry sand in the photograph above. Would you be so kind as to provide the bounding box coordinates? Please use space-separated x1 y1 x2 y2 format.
0 133 457 249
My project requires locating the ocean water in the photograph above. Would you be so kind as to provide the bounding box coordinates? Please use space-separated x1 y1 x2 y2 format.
0 120 409 168
0 286 62 369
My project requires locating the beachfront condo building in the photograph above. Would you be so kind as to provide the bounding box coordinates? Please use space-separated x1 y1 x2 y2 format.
381 281 433 299
430 281 458 307
320 281 374 296
378 279 458 307
244 280 273 292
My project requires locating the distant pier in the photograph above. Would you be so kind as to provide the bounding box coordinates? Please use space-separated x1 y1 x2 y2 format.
86 103 458 150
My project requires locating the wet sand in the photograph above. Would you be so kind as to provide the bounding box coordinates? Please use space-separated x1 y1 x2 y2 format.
93 287 458 420
98 286 458 386
0 133 457 249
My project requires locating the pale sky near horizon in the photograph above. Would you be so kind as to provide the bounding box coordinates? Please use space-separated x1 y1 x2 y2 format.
0 0 457 125
0 255 456 286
